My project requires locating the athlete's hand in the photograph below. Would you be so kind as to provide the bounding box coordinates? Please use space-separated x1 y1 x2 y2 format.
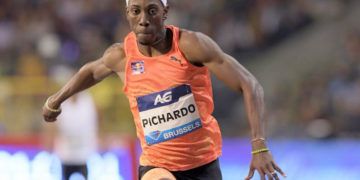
42 96 62 122
245 140 286 180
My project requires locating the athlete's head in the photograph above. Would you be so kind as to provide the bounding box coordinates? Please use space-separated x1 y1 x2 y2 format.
126 0 169 46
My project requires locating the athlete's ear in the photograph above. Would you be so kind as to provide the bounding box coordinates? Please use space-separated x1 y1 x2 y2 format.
163 5 169 20
126 6 132 22
126 6 129 17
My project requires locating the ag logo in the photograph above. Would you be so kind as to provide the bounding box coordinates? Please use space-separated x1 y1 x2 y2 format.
154 91 172 105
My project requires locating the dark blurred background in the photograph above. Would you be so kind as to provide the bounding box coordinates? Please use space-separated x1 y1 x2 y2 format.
0 0 360 179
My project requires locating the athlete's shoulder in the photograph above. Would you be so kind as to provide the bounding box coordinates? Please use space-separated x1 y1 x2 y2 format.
178 28 204 47
102 43 126 71
178 29 222 63
104 43 125 56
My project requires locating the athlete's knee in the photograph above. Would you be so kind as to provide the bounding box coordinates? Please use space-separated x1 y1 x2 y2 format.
141 168 176 180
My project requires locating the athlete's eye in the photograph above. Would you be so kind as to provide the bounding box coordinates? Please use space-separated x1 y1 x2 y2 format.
149 8 158 16
131 8 140 15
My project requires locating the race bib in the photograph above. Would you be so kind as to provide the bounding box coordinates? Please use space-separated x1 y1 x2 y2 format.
137 84 202 145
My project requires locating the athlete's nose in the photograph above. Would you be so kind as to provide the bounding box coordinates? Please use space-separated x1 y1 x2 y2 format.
139 13 150 27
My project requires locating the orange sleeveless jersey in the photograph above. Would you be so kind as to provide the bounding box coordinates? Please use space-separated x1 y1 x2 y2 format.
123 25 222 171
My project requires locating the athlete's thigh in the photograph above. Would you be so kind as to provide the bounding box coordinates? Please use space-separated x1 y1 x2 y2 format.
141 168 176 180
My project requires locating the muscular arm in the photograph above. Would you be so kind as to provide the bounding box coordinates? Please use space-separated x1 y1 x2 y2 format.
44 43 125 122
50 60 112 106
179 31 285 179
179 30 265 140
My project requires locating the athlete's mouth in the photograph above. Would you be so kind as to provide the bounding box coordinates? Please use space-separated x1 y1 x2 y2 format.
138 32 153 35
137 28 153 34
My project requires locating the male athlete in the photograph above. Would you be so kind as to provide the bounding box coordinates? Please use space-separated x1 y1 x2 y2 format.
43 0 286 179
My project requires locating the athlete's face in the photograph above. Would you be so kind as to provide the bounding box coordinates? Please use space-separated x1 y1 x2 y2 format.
126 0 168 45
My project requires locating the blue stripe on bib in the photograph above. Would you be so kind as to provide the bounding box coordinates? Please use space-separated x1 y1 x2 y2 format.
137 84 192 112
145 119 202 145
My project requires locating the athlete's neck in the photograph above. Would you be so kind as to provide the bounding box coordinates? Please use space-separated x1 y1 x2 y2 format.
137 28 172 57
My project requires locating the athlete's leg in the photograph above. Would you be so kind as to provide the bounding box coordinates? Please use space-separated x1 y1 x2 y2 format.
141 168 176 180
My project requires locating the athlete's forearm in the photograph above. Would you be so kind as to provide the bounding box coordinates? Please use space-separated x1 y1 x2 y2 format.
49 63 103 108
243 80 266 141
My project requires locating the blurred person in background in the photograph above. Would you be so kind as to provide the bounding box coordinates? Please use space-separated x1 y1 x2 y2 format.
43 67 99 180
327 29 360 136
42 0 285 179
291 28 360 139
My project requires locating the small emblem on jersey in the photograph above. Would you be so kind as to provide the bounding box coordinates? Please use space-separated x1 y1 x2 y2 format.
170 56 183 66
131 61 145 75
